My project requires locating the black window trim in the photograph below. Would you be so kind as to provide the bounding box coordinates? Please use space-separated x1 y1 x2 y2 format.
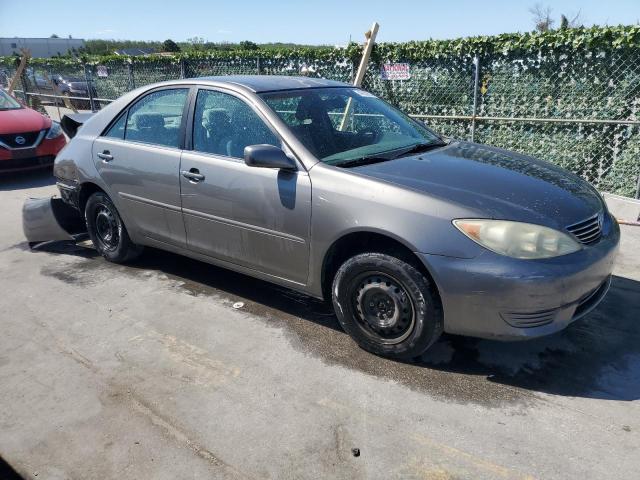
100 85 195 151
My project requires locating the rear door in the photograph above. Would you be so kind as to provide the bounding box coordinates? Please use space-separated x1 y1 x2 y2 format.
93 87 190 247
179 87 311 284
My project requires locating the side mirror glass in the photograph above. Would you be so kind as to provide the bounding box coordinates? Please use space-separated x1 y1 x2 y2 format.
244 144 296 170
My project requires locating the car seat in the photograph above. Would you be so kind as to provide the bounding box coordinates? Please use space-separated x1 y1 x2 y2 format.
128 113 170 146
291 94 338 158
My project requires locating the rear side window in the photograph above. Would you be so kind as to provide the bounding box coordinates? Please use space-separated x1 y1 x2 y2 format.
104 89 188 148
104 113 126 139
192 89 279 158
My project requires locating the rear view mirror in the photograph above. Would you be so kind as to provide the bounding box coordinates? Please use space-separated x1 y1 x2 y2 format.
244 144 296 170
323 96 347 110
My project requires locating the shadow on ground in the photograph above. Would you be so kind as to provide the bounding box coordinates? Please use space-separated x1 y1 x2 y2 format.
0 456 26 480
0 168 55 191
32 240 640 406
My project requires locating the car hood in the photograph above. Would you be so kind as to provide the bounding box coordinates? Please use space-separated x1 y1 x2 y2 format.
0 107 50 134
351 141 603 229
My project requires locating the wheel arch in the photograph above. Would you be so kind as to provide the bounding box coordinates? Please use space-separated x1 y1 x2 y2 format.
78 181 106 214
320 230 440 302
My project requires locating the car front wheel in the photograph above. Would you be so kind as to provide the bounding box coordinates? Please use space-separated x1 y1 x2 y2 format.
332 253 443 359
85 192 143 263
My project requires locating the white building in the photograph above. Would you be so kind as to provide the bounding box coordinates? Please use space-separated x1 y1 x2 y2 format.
0 37 86 58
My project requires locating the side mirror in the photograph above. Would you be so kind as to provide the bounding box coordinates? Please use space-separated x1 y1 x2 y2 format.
244 144 297 170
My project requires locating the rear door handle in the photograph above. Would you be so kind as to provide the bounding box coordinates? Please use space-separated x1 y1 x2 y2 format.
181 168 205 182
97 151 113 162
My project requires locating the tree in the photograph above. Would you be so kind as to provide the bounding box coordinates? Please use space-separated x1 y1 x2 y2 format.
530 3 583 32
186 36 206 51
239 40 259 50
559 11 583 30
529 3 554 32
50 34 59 38
162 39 180 52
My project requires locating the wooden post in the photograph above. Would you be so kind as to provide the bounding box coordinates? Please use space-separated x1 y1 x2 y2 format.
339 22 379 132
37 66 78 113
7 49 31 96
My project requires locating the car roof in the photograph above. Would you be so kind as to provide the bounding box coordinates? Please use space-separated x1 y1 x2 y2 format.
193 75 350 93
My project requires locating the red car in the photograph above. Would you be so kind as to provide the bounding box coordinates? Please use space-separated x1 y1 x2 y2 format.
0 89 66 172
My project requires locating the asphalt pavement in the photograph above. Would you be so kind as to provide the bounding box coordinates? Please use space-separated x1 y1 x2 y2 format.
1 169 639 479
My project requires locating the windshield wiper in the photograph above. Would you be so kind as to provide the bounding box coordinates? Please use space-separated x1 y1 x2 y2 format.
333 140 448 169
389 141 447 159
334 155 394 168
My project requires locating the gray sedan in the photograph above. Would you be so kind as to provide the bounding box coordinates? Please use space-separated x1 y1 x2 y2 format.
24 76 620 358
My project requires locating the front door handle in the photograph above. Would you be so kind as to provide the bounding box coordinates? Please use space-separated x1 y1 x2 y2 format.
181 168 205 182
97 150 113 162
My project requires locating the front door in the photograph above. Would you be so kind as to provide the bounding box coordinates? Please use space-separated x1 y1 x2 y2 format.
180 88 311 284
93 87 190 247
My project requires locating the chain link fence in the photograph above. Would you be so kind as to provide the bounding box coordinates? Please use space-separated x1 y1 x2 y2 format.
1 46 638 198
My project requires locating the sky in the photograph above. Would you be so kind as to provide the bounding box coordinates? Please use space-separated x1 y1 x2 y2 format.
0 0 638 45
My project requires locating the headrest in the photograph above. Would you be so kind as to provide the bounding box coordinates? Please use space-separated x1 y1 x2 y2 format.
133 113 164 130
295 95 320 122
204 109 230 126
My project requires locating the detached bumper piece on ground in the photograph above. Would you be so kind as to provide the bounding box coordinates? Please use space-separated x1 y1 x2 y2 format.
22 197 86 248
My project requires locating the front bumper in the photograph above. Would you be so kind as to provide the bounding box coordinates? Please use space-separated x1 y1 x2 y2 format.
0 135 66 172
0 155 56 172
418 214 620 340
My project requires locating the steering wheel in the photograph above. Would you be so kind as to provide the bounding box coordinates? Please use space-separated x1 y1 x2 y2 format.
358 127 380 144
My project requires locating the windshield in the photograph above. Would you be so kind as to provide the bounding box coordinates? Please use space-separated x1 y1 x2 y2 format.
0 90 22 110
260 87 443 166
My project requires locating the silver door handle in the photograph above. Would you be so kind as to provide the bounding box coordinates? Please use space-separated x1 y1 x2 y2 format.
181 170 205 182
97 151 113 161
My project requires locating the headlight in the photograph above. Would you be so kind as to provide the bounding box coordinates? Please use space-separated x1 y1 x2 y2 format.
46 121 62 139
453 219 582 259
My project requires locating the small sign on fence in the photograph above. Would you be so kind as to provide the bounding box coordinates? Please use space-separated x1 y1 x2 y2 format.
380 63 410 80
96 65 109 78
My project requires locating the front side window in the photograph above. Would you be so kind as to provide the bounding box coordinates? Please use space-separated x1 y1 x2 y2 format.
193 89 279 158
122 88 188 148
261 88 442 165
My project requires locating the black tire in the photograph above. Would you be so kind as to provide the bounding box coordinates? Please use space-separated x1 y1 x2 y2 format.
85 192 143 263
332 253 443 359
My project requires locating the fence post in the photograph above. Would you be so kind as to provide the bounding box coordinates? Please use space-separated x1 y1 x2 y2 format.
180 58 186 79
470 55 481 143
256 57 261 75
127 60 136 90
84 64 96 112
636 172 640 200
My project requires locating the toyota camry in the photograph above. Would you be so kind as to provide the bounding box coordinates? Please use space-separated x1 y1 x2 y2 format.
23 76 619 358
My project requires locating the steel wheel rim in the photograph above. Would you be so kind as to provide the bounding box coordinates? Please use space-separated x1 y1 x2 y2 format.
351 272 416 344
94 203 120 252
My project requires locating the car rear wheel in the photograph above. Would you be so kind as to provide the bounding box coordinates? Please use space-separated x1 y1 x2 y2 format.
332 253 443 359
85 192 143 263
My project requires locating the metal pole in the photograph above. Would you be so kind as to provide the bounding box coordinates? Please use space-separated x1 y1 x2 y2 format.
635 172 640 200
84 64 96 112
470 56 481 143
180 58 186 79
127 60 136 90
256 57 261 75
